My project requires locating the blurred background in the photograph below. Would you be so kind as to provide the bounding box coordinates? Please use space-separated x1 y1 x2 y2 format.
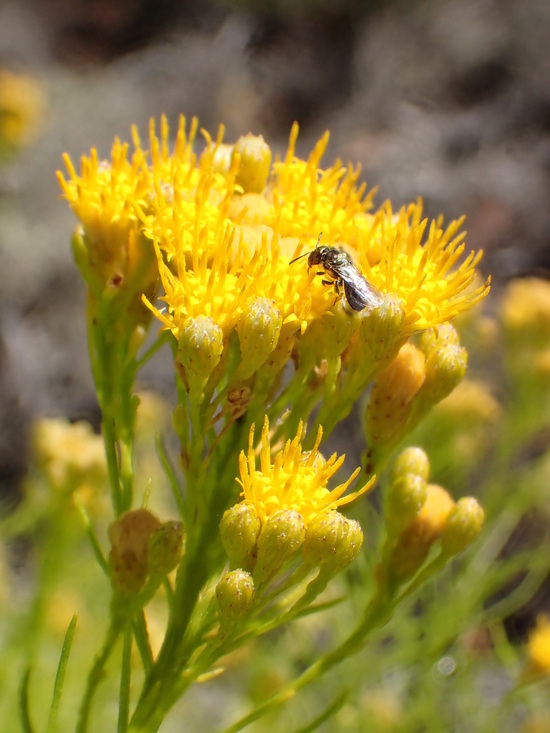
1 0 549 515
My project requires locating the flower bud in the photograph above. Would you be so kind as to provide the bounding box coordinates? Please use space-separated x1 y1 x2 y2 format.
420 323 462 356
147 520 184 577
220 502 262 572
236 298 282 379
216 569 255 629
390 446 430 483
385 473 428 535
344 295 406 399
254 509 306 584
356 294 406 365
440 497 484 556
419 342 468 405
389 484 455 580
303 511 364 575
108 509 161 594
365 343 426 445
232 134 272 193
176 315 224 392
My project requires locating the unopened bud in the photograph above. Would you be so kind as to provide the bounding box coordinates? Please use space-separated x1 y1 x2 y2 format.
419 342 468 406
176 315 224 391
390 447 430 483
390 484 455 580
216 569 255 629
254 509 306 584
420 323 461 356
108 509 161 594
220 502 262 572
148 521 184 577
236 298 282 379
303 511 364 575
365 343 426 444
441 497 484 556
232 134 272 193
357 294 406 365
385 473 428 535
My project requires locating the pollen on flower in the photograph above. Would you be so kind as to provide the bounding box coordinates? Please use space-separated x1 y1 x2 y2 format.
359 202 491 334
57 137 151 247
236 416 374 527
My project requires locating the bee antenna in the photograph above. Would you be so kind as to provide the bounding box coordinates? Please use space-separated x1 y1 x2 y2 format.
289 232 323 264
289 250 310 265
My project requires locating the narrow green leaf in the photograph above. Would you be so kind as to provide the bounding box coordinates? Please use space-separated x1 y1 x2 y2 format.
19 667 35 733
47 613 78 733
156 433 186 520
74 492 109 574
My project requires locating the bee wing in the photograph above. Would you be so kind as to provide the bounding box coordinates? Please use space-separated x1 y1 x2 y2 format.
339 264 384 312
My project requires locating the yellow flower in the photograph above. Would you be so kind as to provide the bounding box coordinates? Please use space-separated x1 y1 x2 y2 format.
526 615 550 678
0 68 44 152
237 416 373 526
57 133 150 257
143 118 489 347
500 277 550 343
32 418 107 494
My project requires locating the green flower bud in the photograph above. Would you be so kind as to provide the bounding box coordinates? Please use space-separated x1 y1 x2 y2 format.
176 315 224 392
220 502 262 572
390 447 430 483
216 569 255 629
441 497 484 556
232 134 272 193
385 473 428 535
389 484 455 581
254 509 306 584
419 342 468 405
303 511 364 576
148 521 184 578
357 294 406 365
330 517 364 573
344 295 406 399
236 298 282 379
108 509 161 594
420 323 461 356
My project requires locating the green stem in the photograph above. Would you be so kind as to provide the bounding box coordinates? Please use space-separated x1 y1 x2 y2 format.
76 622 121 733
119 626 133 733
222 589 394 733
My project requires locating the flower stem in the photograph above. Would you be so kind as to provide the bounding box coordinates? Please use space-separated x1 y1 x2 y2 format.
76 621 121 733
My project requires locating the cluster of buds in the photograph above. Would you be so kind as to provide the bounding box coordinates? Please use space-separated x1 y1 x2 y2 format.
382 447 484 589
214 417 371 627
220 502 363 583
216 502 363 625
364 323 468 473
108 508 184 598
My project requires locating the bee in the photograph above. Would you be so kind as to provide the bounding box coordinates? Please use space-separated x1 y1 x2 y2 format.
289 233 383 312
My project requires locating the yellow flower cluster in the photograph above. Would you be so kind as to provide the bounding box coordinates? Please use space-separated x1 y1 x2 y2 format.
58 114 490 451
238 416 371 524
58 114 488 355
220 417 371 587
